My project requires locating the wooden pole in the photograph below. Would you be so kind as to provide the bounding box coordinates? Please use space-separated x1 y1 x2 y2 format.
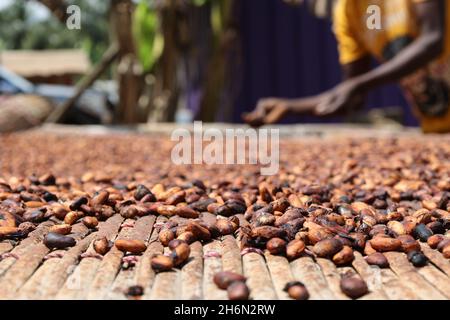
45 43 120 124
110 0 142 124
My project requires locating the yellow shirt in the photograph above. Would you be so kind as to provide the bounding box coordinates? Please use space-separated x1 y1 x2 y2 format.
333 0 450 133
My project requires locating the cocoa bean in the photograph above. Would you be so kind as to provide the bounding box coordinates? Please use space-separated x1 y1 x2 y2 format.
159 229 175 246
215 219 234 236
251 226 286 240
313 238 343 258
171 242 190 266
174 206 199 219
134 184 155 201
366 252 389 268
82 216 98 229
332 246 354 265
413 224 434 242
340 274 369 299
168 239 186 250
266 237 287 255
227 281 250 300
49 224 72 235
370 237 402 252
284 281 309 300
44 232 76 249
70 197 88 211
286 239 305 260
397 235 421 253
151 254 174 272
427 234 445 249
213 271 246 289
407 250 428 267
64 211 80 225
186 222 211 241
91 190 109 206
115 239 147 254
94 237 111 255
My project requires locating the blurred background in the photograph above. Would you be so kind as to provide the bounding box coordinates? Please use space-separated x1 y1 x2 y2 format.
0 0 416 132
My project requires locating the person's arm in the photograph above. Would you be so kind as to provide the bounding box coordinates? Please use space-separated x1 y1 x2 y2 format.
316 0 445 115
242 55 371 127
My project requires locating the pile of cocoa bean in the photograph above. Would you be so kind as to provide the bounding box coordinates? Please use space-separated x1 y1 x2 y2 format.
0 132 449 300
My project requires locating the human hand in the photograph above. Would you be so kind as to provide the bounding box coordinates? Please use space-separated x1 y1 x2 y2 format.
242 98 291 127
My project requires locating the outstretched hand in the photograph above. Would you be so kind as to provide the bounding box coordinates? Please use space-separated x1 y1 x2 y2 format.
242 98 290 127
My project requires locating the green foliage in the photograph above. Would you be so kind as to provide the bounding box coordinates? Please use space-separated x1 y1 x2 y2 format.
132 1 164 72
0 0 109 65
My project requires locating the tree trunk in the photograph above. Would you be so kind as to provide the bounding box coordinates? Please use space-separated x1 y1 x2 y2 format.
110 0 142 124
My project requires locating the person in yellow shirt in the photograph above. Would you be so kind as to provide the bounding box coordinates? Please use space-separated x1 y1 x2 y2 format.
244 0 450 133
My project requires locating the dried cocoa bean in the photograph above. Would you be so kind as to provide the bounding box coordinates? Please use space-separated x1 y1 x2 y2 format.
151 254 174 272
332 246 354 265
49 224 72 235
227 281 250 300
115 239 147 254
94 237 111 255
369 237 402 252
266 237 287 255
284 281 309 300
286 239 305 260
413 224 433 242
213 271 246 289
171 242 191 266
44 232 76 249
313 238 343 258
82 216 98 229
340 274 369 299
365 252 389 268
159 229 175 246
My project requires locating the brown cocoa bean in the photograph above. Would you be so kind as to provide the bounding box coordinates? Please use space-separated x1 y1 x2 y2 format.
64 211 80 225
44 232 76 249
159 229 175 246
251 226 286 240
227 281 250 300
82 216 98 229
274 208 304 227
177 231 196 244
174 206 199 219
156 205 177 217
213 271 246 289
168 239 186 250
49 224 72 235
134 184 155 201
171 242 191 266
427 234 445 249
437 238 450 252
313 238 343 258
70 197 88 211
115 239 147 254
91 190 109 206
94 237 111 255
266 237 287 255
332 246 354 265
443 244 450 258
397 235 420 253
215 219 234 236
151 254 174 272
284 281 309 300
370 237 402 252
340 274 369 299
186 222 211 241
366 252 389 268
286 239 305 260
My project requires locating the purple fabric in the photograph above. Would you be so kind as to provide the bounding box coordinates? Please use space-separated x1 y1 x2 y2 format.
234 0 418 126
